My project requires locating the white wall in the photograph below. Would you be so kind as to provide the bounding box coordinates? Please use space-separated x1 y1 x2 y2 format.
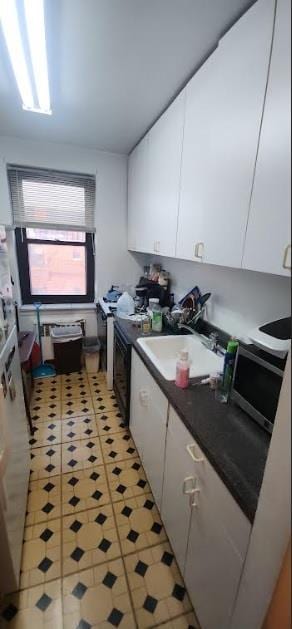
150 255 291 340
0 135 145 299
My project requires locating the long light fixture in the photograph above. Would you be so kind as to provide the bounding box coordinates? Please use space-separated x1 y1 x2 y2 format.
0 0 51 115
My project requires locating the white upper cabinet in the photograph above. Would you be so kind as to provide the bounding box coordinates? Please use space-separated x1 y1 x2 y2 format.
128 134 150 252
128 92 185 256
176 0 275 268
147 92 186 257
242 0 291 276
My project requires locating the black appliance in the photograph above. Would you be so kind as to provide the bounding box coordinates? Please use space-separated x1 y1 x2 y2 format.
232 344 286 434
113 324 132 424
96 303 109 372
135 277 170 307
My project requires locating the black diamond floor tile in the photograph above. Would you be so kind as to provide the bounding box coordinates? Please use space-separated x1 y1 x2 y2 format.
71 547 85 562
127 529 139 543
40 528 54 543
103 571 117 589
38 557 53 573
98 538 111 553
70 519 83 533
143 595 158 614
135 560 148 577
72 581 88 600
172 583 186 602
36 593 52 612
107 607 124 627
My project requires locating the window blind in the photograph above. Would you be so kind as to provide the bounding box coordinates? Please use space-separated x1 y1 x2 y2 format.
7 165 96 232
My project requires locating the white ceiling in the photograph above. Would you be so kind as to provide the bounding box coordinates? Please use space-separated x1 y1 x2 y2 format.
0 0 256 154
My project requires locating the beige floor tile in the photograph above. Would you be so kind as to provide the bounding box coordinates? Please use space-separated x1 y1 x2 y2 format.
101 432 138 464
106 458 150 503
61 382 91 401
30 401 62 424
29 421 62 449
156 612 200 628
61 414 98 443
96 410 127 437
89 381 110 396
124 543 192 628
87 372 107 384
20 520 61 589
93 396 120 414
62 466 110 515
0 579 62 628
30 445 61 481
61 371 89 386
62 559 136 629
26 477 61 526
62 398 94 419
31 386 61 405
62 438 103 473
62 505 121 576
114 493 167 555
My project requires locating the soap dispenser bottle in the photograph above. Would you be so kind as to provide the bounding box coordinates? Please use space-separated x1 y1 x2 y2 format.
175 350 190 389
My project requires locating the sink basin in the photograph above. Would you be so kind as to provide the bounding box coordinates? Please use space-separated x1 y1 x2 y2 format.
137 335 224 381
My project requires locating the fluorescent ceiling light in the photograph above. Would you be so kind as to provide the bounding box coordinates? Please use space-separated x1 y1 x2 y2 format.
0 0 34 110
0 0 51 115
24 0 51 114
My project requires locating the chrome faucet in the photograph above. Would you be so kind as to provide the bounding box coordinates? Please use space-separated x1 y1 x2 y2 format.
178 324 221 354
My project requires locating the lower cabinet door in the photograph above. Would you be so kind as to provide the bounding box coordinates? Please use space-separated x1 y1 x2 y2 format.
184 489 245 629
130 350 168 509
161 415 194 574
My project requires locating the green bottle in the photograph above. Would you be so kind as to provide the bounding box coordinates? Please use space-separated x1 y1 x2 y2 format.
222 338 239 402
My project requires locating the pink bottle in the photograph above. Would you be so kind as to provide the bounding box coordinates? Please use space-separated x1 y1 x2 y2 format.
175 350 190 389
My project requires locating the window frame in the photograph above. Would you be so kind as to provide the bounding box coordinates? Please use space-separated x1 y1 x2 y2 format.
15 228 95 305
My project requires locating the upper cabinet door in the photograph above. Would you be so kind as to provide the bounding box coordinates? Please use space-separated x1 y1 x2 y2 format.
147 92 186 257
176 0 275 268
242 0 291 276
128 135 150 252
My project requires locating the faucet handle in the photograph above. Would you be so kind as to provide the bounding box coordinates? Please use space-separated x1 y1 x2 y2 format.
209 332 219 352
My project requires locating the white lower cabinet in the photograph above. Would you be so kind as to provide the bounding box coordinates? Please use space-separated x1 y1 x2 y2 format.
130 350 168 509
129 357 252 629
162 408 251 629
161 410 196 573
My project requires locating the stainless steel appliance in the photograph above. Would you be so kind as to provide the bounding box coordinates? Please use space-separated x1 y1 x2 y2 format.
113 324 131 424
232 344 286 434
0 226 30 593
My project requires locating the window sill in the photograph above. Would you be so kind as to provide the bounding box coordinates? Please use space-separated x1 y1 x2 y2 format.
20 303 96 312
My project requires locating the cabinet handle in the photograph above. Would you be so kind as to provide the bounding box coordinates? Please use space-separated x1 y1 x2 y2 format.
283 244 291 270
186 444 204 463
182 476 196 495
139 389 149 407
194 242 204 259
154 241 160 253
190 488 201 508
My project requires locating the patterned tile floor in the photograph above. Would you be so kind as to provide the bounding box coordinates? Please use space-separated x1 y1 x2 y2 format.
0 370 199 629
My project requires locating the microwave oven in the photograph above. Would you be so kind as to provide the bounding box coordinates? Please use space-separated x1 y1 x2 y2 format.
232 345 286 434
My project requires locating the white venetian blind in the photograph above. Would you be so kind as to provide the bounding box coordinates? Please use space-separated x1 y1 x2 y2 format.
7 165 96 232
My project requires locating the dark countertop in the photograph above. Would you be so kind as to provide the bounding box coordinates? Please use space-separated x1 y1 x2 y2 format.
114 317 271 523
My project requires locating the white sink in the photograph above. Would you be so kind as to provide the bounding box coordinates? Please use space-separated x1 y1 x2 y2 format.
137 334 224 381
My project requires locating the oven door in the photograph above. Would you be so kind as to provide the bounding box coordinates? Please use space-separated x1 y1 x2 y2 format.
113 329 131 424
96 304 108 372
232 347 283 434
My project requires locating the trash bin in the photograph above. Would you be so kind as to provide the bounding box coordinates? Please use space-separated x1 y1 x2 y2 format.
83 337 101 374
51 325 83 374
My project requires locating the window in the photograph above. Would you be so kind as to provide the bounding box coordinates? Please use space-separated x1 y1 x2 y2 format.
8 165 96 305
15 228 95 304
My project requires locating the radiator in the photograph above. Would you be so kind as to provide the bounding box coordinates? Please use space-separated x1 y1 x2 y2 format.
35 319 86 361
